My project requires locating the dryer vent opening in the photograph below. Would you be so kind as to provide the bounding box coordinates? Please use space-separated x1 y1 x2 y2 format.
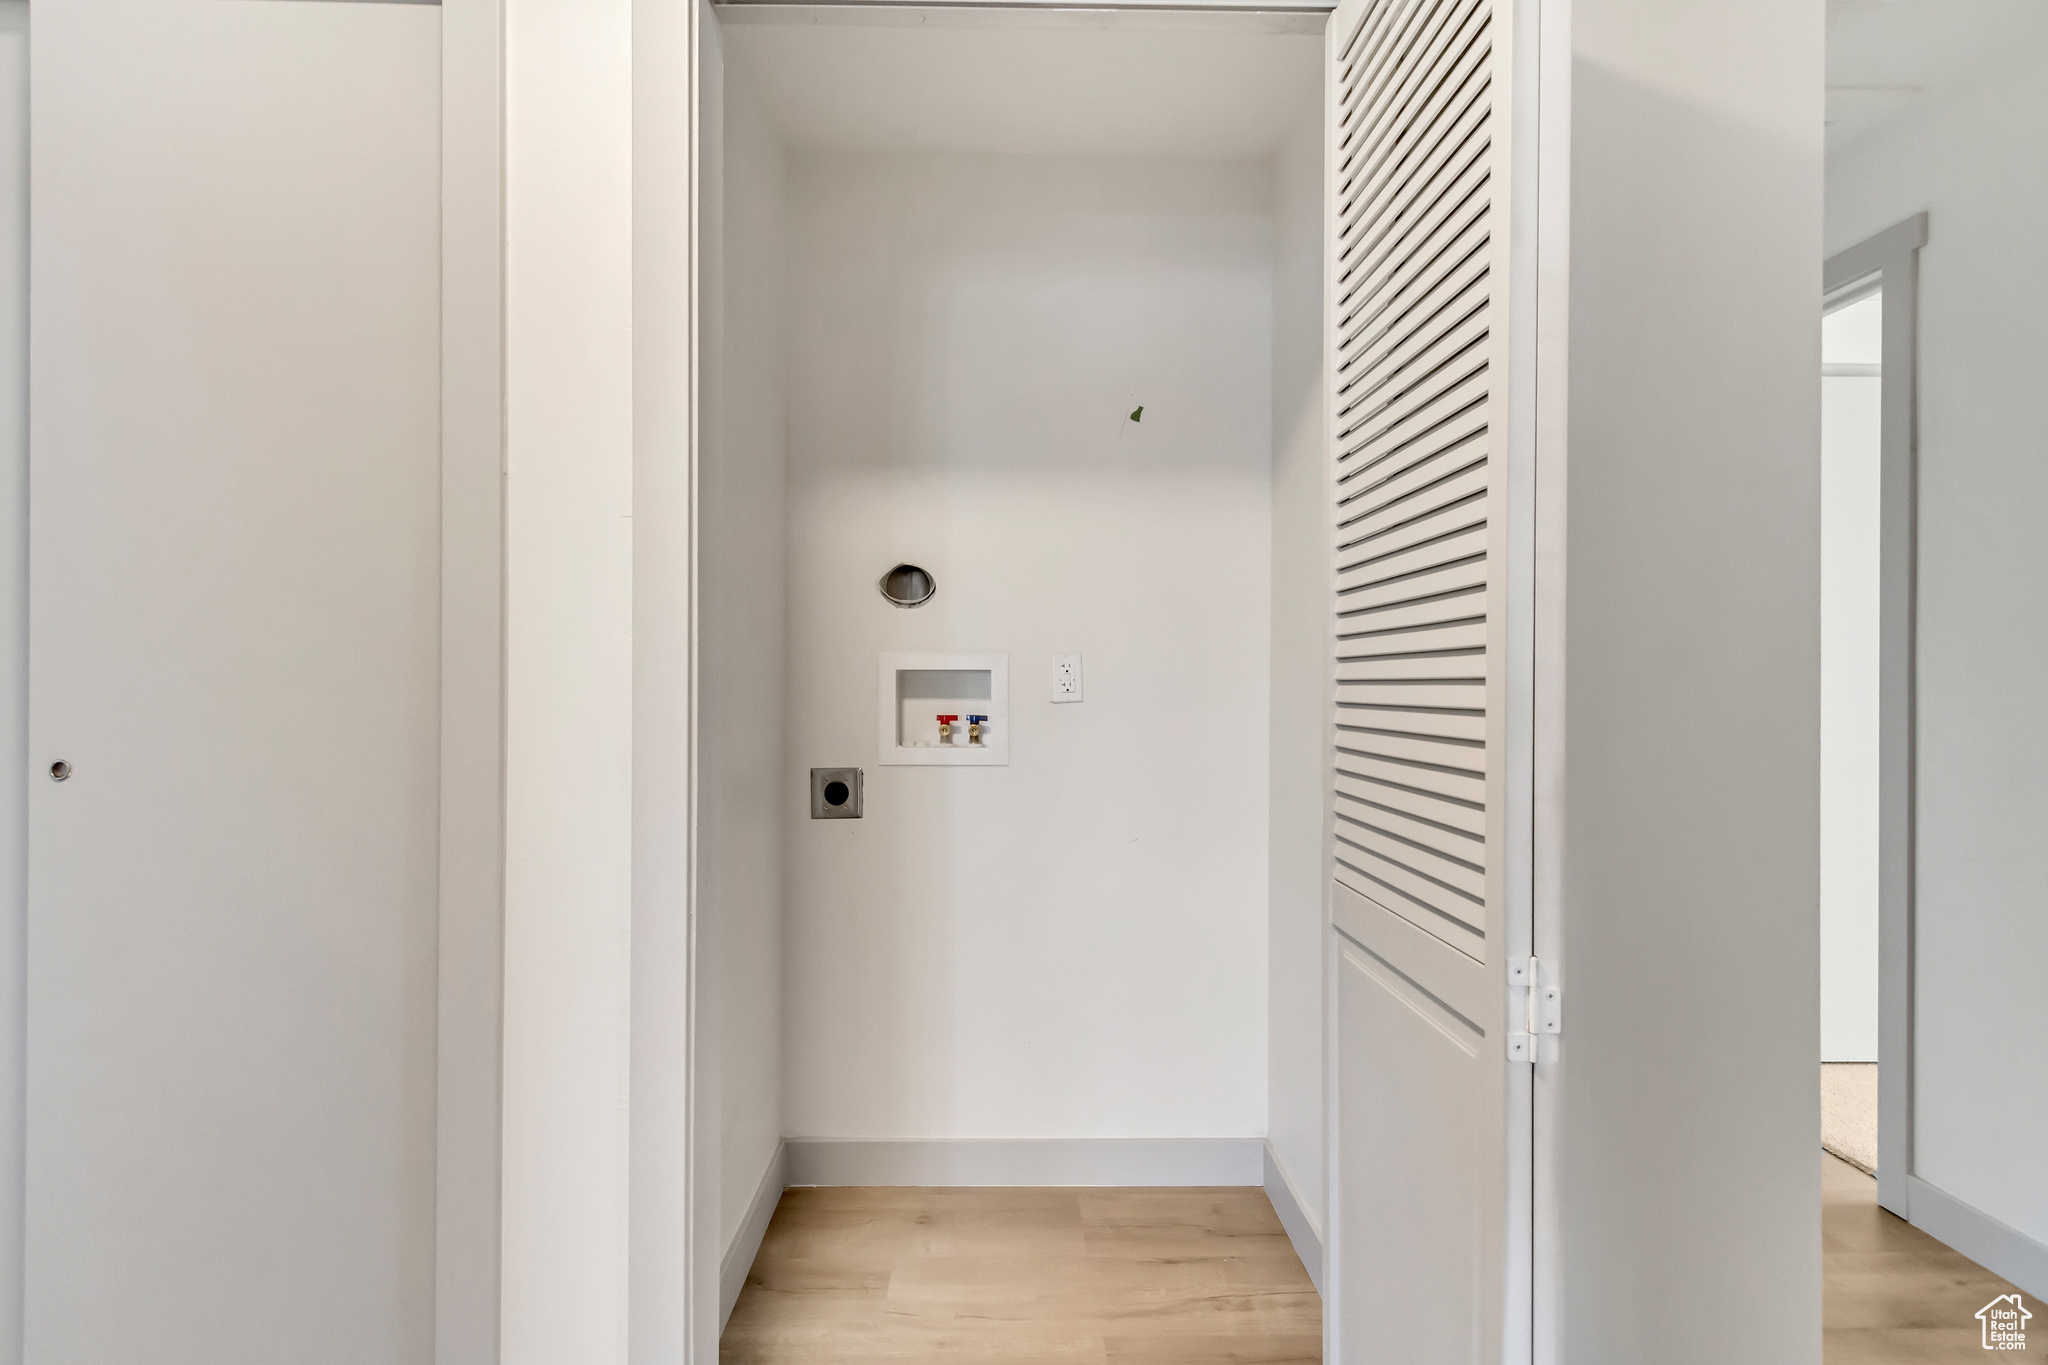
878 563 935 609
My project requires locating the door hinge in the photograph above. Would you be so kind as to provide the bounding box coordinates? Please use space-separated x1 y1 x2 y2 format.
1506 956 1560 1063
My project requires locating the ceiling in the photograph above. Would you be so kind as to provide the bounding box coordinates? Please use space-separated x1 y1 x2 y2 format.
725 2 2048 163
1828 0 2048 151
719 9 1324 160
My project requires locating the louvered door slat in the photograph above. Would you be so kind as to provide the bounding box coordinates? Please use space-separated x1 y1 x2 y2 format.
1330 721 1484 766
1337 521 1487 593
1336 818 1487 901
1335 794 1486 867
1337 210 1487 362
1336 704 1487 742
1335 768 1485 838
1337 628 1488 679
1339 137 1491 313
1338 582 1487 632
1337 696 1486 740
1339 48 1490 271
1335 677 1486 714
1346 35 1489 224
1338 249 1487 385
1335 501 1482 573
1333 852 1486 954
1338 0 1480 176
1338 300 1489 425
1338 365 1489 471
1336 556 1486 616
1335 828 1484 916
1340 0 1481 153
1341 483 1489 549
1336 738 1484 793
1341 458 1487 542
1338 209 1489 375
1329 0 1499 965
1341 27 1491 250
1341 327 1489 437
1337 0 1446 139
1338 421 1486 515
1335 823 1486 903
1340 615 1487 652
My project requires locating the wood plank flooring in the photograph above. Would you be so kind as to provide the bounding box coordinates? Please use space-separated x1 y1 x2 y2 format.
1824 1151 2027 1363
727 1158 2026 1363
720 1186 1321 1364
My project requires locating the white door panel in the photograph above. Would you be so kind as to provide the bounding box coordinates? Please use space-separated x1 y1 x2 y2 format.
26 4 441 1361
1338 941 1483 1364
1325 0 1528 1356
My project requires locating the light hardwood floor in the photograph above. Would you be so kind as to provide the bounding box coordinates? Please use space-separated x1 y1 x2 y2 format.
1824 1151 2026 1363
720 1186 1321 1364
725 1158 2024 1363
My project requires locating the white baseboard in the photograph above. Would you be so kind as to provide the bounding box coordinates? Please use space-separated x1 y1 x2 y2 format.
720 1140 788 1331
1908 1173 2048 1300
1262 1142 1324 1295
784 1137 1263 1188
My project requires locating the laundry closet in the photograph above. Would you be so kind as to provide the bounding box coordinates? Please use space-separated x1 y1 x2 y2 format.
697 0 1341 1321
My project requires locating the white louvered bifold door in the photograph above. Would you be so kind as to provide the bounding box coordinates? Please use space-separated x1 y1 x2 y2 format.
1324 0 1525 1358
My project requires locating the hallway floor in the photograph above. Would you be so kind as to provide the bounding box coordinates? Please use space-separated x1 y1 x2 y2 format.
723 1158 2025 1362
1824 1152 2026 1362
720 1186 1321 1363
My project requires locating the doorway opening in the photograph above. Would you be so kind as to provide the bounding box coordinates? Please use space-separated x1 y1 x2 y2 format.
1819 283 1881 1178
697 6 1332 1356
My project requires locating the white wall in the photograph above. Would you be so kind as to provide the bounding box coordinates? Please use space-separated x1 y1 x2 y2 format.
1266 97 1326 1235
1819 295 1882 1063
630 0 709 1359
0 9 23 1362
711 66 788 1251
1546 0 1825 1358
501 0 635 1359
1826 33 2048 1261
781 151 1273 1144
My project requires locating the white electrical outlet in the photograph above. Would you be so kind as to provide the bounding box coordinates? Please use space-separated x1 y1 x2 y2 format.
1051 652 1083 703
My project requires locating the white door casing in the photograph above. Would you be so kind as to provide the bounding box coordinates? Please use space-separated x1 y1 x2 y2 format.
1820 217 1922 1224
1323 0 1534 1358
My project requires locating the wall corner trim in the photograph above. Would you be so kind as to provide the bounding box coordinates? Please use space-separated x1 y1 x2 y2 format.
783 1137 1263 1188
720 1141 789 1331
1262 1142 1324 1295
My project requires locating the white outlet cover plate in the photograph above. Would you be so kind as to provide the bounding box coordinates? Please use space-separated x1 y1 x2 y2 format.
1051 652 1083 703
877 652 1009 766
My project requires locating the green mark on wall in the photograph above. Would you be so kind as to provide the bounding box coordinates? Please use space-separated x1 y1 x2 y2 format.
1129 405 1144 423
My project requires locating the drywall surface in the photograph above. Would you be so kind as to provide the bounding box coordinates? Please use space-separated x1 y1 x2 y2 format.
1826 36 2048 1252
632 1 713 1359
782 150 1273 1143
722 21 1321 160
1266 99 1326 1237
0 9 24 1361
711 67 788 1253
1549 1 1825 1360
1819 296 1882 1063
